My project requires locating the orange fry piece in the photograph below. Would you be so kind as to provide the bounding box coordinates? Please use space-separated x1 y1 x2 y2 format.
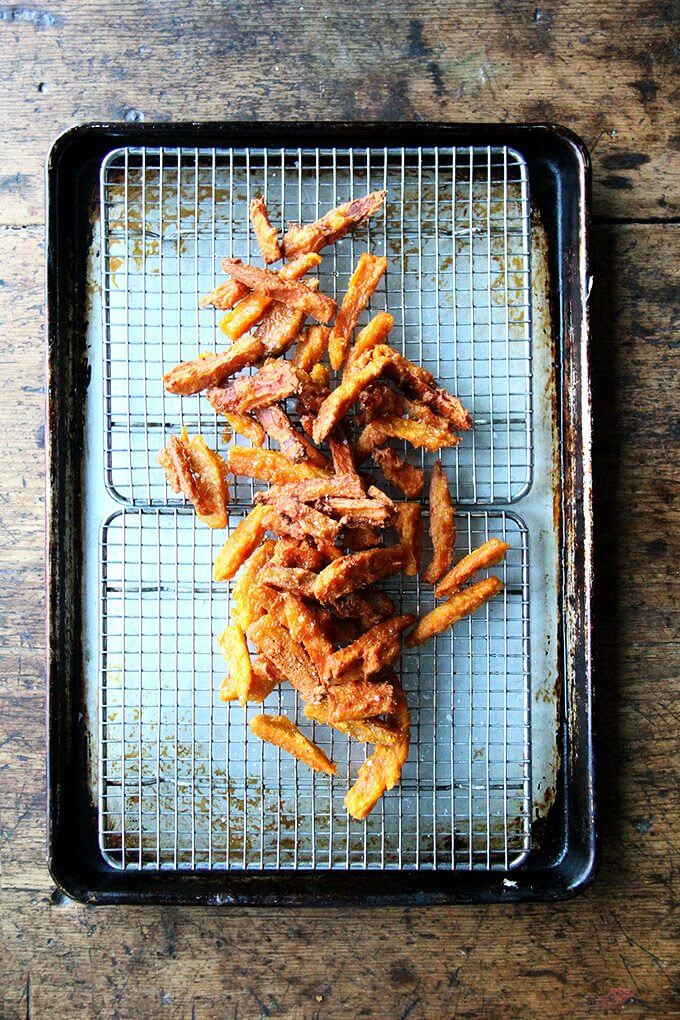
394 503 422 576
222 411 266 447
343 524 382 551
212 505 272 581
249 714 336 776
228 445 329 486
271 536 327 571
257 475 364 504
221 259 337 323
282 190 387 258
231 539 276 630
249 195 282 264
371 447 424 498
320 679 397 723
217 625 253 707
312 348 393 444
355 417 460 458
294 325 330 372
157 428 230 529
434 538 510 599
163 334 265 395
328 253 388 369
220 656 282 703
344 686 410 819
258 565 319 598
310 363 329 389
219 252 321 339
407 576 504 647
422 461 456 584
282 594 334 677
313 546 403 601
247 615 324 702
324 614 415 682
199 265 249 309
345 311 394 375
304 704 400 747
254 405 329 469
207 359 305 415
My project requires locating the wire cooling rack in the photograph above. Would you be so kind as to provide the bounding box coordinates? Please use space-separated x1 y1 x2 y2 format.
98 145 533 871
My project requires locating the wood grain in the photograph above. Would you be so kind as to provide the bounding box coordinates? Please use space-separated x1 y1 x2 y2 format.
1 220 677 1018
0 0 678 226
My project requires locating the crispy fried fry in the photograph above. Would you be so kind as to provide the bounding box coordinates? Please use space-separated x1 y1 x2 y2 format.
163 334 266 395
256 475 364 505
345 311 394 375
325 614 415 682
303 704 400 747
344 685 410 819
434 538 510 599
221 411 266 447
207 359 305 415
257 490 341 544
249 195 282 264
371 447 425 498
356 416 460 458
264 510 342 561
328 253 388 369
328 432 364 489
319 678 397 723
217 625 253 707
271 536 327 571
407 576 503 646
282 594 334 677
228 445 329 486
257 565 319 597
313 546 403 601
157 428 230 529
199 264 249 310
247 615 324 702
213 505 272 581
221 259 337 323
249 714 336 775
422 461 456 584
342 524 382 551
231 539 276 630
254 405 329 468
357 381 406 424
294 324 330 372
394 502 422 576
219 656 282 703
219 252 321 339
310 363 329 389
312 349 393 444
320 496 396 529
282 190 387 258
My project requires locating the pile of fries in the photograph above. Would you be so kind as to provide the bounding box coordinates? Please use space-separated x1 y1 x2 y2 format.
158 190 508 819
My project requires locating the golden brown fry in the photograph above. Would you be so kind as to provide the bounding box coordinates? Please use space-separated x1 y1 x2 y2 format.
321 497 395 529
231 539 276 630
247 615 324 702
344 685 410 819
345 311 394 375
217 625 253 707
328 432 364 491
294 325 330 372
282 594 334 677
221 259 337 323
220 656 282 703
320 679 397 723
258 565 319 597
221 411 266 447
371 447 425 498
325 614 415 682
310 363 329 389
228 445 329 485
207 358 305 414
329 589 392 629
312 349 393 444
303 704 400 747
163 334 265 395
212 505 272 581
264 510 342 562
394 502 422 576
271 536 327 572
434 538 510 599
157 428 230 529
254 405 329 469
313 546 403 601
257 490 341 545
249 195 282 264
199 267 249 310
422 461 456 584
343 524 382 551
355 416 460 458
282 190 387 258
407 576 504 647
257 475 364 504
219 252 320 340
328 253 388 369
249 714 336 776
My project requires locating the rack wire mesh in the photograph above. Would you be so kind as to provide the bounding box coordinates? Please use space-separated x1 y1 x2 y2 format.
98 145 533 871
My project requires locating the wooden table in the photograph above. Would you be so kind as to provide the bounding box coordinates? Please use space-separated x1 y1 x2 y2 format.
1 3 677 1017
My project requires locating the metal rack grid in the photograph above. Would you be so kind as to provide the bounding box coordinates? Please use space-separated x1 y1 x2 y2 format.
99 508 530 871
101 145 532 509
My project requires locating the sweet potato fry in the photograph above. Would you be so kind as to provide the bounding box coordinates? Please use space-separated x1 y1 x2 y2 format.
407 576 503 646
294 325 330 372
221 259 337 323
282 594 334 677
219 252 321 339
434 538 510 599
199 265 249 310
157 428 230 529
231 539 276 630
394 503 422 576
163 334 265 395
228 446 329 486
328 253 388 369
264 510 342 562
254 405 329 468
282 190 387 258
249 714 336 776
257 565 319 598
271 536 327 572
342 525 382 551
257 490 341 544
212 505 272 581
257 475 364 505
249 195 282 264
221 411 266 447
344 685 410 819
319 678 397 723
304 704 400 747
312 349 393 444
207 359 305 415
422 461 456 584
371 447 425 498
328 432 364 488
313 546 403 601
357 381 406 424
217 625 253 707
355 416 460 458
220 656 282 703
320 496 396 529
310 363 329 389
247 615 324 702
345 311 394 375
324 614 415 682
329 589 394 630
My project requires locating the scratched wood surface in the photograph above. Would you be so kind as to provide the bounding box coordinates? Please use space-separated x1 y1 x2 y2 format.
1 2 678 1018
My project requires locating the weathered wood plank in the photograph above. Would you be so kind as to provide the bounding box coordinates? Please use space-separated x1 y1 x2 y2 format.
0 0 678 227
